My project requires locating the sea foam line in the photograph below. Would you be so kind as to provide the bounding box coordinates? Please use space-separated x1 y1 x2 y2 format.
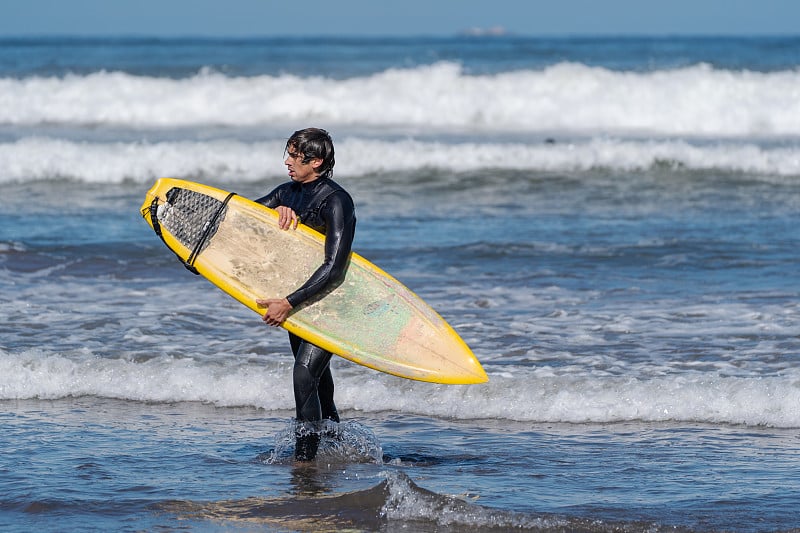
2 62 800 136
3 350 800 428
2 136 800 184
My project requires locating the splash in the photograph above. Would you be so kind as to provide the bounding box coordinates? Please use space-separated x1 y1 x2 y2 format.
263 419 383 465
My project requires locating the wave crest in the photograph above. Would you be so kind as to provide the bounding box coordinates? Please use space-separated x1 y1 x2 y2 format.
2 62 800 135
2 136 800 184
3 349 800 428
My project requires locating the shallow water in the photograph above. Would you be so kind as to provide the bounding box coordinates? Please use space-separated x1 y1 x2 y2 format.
4 398 800 532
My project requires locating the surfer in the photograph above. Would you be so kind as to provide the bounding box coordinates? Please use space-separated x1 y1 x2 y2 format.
255 128 357 461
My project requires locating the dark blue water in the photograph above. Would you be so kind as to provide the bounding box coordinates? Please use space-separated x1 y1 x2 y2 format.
2 35 799 78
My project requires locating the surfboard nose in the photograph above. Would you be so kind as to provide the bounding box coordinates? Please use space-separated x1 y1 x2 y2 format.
446 359 489 385
389 323 488 385
431 345 488 385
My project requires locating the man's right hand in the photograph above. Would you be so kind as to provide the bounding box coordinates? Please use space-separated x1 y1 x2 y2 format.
275 206 299 230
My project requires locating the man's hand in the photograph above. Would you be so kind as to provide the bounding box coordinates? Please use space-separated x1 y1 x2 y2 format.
275 206 299 230
256 298 293 327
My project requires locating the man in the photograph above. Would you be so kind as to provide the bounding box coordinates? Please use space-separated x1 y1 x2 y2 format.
255 128 356 461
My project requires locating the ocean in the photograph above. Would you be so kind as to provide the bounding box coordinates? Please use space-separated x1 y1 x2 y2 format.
1 35 799 532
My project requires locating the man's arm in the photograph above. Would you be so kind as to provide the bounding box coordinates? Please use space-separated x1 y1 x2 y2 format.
257 190 356 325
256 186 298 229
285 191 356 308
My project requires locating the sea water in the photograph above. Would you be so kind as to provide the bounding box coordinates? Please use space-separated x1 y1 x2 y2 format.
1 35 800 532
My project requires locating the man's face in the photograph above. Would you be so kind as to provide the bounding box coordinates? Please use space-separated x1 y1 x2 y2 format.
285 146 322 183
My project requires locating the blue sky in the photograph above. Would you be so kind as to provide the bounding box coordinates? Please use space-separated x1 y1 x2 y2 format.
1 0 797 37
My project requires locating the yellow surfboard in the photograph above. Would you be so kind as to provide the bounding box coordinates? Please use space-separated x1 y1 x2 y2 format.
140 178 487 385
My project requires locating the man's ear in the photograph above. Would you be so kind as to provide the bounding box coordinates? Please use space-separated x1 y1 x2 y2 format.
311 158 324 171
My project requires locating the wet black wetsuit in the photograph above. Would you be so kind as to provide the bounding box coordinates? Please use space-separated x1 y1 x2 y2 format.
256 174 356 460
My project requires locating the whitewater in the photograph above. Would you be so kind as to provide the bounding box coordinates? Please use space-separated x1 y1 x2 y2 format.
2 62 800 136
3 136 800 183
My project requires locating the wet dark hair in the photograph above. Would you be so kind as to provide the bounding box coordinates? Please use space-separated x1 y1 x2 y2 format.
285 128 335 178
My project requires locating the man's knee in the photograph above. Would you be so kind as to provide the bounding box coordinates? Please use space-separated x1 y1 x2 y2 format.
293 361 318 396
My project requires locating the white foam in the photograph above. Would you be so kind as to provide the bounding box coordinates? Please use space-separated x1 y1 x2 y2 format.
3 348 800 428
0 137 284 183
2 63 800 136
2 136 800 184
0 349 294 408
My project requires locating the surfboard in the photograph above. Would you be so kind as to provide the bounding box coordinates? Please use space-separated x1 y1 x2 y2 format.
140 178 488 385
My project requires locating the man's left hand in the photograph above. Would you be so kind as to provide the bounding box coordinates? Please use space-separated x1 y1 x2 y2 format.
256 298 293 326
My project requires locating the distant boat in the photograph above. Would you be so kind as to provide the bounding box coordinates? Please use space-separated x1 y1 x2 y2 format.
458 26 508 37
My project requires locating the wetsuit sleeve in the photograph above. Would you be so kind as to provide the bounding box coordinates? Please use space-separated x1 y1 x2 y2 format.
255 186 284 209
285 191 356 308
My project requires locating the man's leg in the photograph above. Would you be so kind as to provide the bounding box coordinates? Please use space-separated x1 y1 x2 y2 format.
290 333 339 422
289 333 336 460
